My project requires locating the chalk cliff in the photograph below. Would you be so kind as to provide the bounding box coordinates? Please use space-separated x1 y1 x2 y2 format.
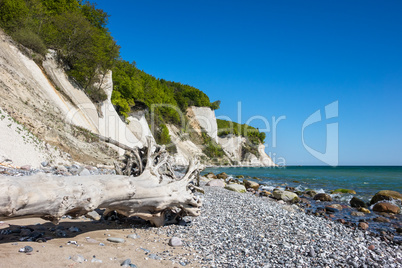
0 29 143 167
0 28 276 168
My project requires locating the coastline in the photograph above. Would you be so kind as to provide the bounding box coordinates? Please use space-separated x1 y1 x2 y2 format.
0 165 401 267
1 181 400 267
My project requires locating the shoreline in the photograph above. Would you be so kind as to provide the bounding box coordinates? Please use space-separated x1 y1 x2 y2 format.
1 182 400 267
0 165 401 267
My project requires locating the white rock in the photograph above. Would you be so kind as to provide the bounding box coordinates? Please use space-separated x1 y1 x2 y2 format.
169 237 183 247
206 179 226 187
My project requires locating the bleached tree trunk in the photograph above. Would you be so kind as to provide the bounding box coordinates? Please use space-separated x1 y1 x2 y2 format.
0 137 202 227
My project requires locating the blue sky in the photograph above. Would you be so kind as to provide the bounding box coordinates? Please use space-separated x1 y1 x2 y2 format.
92 0 402 165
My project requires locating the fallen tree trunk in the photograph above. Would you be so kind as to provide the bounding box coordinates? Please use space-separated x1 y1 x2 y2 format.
0 137 202 227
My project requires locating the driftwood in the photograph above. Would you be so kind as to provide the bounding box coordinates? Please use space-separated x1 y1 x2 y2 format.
0 137 203 227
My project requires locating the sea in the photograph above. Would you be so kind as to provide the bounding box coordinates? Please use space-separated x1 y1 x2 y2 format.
202 166 402 203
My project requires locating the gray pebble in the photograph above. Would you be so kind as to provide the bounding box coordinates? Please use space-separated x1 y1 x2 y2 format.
148 254 161 260
79 168 91 176
86 211 101 221
127 234 139 239
169 237 183 247
309 247 316 258
121 259 131 266
19 246 33 253
107 237 125 243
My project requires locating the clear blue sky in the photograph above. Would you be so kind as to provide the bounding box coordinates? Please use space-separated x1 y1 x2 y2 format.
92 0 402 166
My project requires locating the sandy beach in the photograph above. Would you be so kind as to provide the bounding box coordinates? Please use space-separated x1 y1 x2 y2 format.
0 217 193 268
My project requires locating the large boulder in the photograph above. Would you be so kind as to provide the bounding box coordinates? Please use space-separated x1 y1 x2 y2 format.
243 179 260 191
370 190 402 204
217 172 229 180
273 190 300 203
225 184 246 193
350 197 368 208
303 190 317 198
205 172 217 180
206 179 226 187
313 193 333 202
372 202 401 214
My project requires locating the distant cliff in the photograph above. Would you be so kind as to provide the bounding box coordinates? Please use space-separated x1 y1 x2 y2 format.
167 106 276 167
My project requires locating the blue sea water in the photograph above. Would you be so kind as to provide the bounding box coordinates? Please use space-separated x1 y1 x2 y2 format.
202 166 402 202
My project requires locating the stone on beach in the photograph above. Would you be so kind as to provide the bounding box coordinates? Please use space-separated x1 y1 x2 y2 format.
225 183 246 193
373 217 390 223
79 168 91 176
273 190 300 203
20 165 31 171
313 193 333 202
350 211 366 217
358 207 370 214
216 172 228 179
350 197 368 208
243 179 260 191
127 234 138 239
205 172 217 179
303 190 317 197
328 204 343 211
205 179 226 187
107 237 125 243
358 222 369 230
86 211 101 221
121 259 132 267
169 237 183 247
19 246 33 253
372 202 401 214
370 190 402 204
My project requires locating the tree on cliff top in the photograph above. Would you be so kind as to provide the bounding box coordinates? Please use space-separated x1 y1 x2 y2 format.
0 0 119 103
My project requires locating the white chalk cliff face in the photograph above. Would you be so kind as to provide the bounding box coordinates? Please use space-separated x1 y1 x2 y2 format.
170 106 277 166
218 135 245 164
187 106 218 143
167 124 205 166
43 51 144 152
126 110 154 146
0 29 145 166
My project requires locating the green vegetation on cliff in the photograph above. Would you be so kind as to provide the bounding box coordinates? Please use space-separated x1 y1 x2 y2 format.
0 0 118 103
217 119 266 144
111 59 220 119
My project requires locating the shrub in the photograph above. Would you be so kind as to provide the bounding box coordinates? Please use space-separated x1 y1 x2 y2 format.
12 28 47 55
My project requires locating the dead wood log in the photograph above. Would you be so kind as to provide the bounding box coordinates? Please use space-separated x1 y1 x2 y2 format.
0 137 203 227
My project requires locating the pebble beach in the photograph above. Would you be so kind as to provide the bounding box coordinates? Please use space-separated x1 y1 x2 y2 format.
0 164 401 267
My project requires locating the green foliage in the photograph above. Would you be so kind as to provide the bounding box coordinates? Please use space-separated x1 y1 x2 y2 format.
0 0 120 103
210 100 221 110
0 0 29 31
217 119 266 144
157 124 171 145
12 28 47 55
111 59 219 118
202 132 224 158
154 123 177 154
